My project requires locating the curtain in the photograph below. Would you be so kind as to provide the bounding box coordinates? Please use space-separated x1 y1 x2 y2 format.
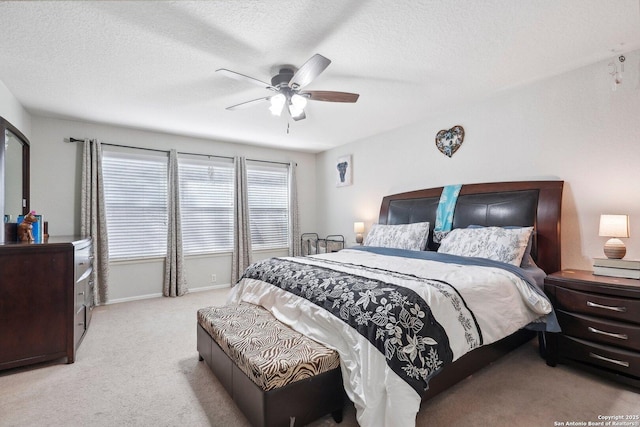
81 139 109 305
231 156 252 285
164 149 186 297
288 162 301 257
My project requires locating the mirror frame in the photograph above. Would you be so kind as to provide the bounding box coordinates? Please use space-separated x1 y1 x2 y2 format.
1 116 30 242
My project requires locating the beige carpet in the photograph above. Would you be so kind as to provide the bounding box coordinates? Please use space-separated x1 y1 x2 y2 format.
1 288 638 427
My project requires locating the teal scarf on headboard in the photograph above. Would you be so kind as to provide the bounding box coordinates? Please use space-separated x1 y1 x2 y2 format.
434 184 462 240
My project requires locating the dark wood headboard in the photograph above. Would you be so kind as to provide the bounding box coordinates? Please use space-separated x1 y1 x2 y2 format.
378 181 564 274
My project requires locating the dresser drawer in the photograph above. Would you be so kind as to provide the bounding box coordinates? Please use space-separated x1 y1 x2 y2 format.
555 286 640 325
74 305 87 349
556 310 640 352
75 280 87 311
75 242 92 283
558 335 640 378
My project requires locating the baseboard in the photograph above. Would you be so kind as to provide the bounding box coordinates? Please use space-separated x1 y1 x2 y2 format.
189 283 231 292
105 293 163 305
104 283 231 305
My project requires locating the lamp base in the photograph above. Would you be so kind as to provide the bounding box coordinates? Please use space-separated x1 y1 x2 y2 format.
604 238 626 259
355 234 363 245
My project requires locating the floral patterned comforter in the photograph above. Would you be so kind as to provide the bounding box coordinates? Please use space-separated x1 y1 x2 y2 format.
228 248 553 427
240 256 476 395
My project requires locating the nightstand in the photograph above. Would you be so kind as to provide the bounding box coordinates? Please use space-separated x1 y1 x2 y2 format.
544 270 640 389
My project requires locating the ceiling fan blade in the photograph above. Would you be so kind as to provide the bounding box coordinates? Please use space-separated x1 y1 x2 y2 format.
225 97 271 110
288 54 331 90
216 68 276 91
301 90 359 103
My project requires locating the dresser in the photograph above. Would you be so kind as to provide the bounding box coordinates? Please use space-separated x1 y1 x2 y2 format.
544 270 640 388
0 236 93 370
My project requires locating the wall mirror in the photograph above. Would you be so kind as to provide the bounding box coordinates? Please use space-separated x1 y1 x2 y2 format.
1 116 30 243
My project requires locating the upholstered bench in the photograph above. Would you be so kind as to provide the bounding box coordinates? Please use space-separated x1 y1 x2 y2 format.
197 303 344 427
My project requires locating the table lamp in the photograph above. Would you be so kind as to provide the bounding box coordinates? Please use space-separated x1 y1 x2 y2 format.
599 214 629 259
354 222 365 245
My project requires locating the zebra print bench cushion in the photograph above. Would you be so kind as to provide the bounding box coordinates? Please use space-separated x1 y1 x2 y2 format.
197 303 340 391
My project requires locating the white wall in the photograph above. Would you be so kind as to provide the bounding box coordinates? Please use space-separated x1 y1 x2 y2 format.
0 80 31 139
29 116 317 302
317 49 640 271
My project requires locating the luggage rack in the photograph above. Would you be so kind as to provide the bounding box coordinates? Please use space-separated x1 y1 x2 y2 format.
301 233 345 256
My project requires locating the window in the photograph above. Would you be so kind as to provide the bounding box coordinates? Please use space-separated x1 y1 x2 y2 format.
246 162 289 250
102 150 168 260
178 156 234 255
101 149 290 259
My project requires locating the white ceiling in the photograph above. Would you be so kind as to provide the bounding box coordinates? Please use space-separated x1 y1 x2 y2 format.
0 1 639 153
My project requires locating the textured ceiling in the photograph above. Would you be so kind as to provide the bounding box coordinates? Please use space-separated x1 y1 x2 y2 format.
0 1 639 153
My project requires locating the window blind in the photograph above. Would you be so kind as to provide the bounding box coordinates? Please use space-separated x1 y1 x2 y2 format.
178 156 234 254
246 162 289 250
102 150 168 260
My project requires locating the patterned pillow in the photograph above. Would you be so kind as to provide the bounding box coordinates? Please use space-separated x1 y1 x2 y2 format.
467 225 535 267
437 226 534 266
364 222 430 251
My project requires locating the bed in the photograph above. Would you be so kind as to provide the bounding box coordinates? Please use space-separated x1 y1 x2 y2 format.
228 180 564 426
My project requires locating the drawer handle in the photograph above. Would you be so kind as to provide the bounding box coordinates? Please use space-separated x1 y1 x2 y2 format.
586 301 627 312
78 291 85 296
588 326 628 340
589 352 629 368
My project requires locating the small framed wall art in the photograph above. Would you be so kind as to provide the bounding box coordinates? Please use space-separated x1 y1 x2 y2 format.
336 155 352 187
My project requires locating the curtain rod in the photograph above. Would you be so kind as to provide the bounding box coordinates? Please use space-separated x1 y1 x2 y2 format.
66 137 295 167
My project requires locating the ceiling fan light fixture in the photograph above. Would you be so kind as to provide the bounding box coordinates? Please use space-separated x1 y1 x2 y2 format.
288 102 305 119
288 94 307 119
269 93 286 116
289 104 304 119
290 93 307 109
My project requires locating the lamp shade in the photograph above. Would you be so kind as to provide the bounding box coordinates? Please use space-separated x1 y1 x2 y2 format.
599 214 629 238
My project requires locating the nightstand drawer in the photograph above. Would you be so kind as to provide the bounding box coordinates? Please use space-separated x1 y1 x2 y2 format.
555 286 640 325
556 310 640 352
558 335 640 377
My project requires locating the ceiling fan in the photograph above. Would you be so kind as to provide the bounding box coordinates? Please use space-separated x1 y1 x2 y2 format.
216 54 359 121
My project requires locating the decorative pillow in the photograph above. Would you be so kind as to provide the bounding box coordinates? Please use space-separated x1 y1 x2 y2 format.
437 226 534 266
364 222 430 251
467 225 535 267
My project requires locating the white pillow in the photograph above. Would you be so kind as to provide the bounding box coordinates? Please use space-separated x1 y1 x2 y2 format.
437 226 534 266
466 225 535 267
364 222 430 251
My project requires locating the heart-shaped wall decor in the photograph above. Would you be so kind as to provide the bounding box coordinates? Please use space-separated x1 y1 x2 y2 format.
435 125 465 158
